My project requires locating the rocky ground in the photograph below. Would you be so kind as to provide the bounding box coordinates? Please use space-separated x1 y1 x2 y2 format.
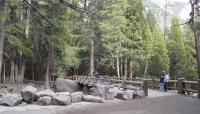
1 90 200 114
0 78 145 114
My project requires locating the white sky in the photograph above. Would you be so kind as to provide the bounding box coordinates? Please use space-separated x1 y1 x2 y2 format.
171 0 189 2
151 0 191 20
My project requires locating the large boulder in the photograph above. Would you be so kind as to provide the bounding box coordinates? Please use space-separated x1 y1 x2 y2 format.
89 84 105 97
52 94 71 105
21 86 37 103
12 85 24 95
36 89 56 99
115 91 131 100
37 96 52 105
56 92 70 96
104 85 115 100
19 102 28 106
0 94 22 106
132 90 145 99
83 95 104 103
54 78 81 93
70 92 83 103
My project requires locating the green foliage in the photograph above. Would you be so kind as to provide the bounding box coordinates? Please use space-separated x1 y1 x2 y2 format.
182 25 198 79
146 10 169 76
168 16 187 78
1 0 197 80
149 26 169 75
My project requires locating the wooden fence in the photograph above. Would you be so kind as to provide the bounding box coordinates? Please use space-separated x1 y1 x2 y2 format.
20 76 200 98
67 76 200 98
66 76 148 96
149 78 200 96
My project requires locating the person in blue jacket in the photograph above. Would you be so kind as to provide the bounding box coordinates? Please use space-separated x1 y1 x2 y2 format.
160 71 165 92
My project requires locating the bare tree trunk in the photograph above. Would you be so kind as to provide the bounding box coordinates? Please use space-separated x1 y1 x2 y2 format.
124 57 127 80
10 61 15 84
129 61 133 80
0 0 5 83
3 60 5 84
45 62 50 88
25 0 31 39
120 56 123 77
19 61 25 84
90 31 95 77
144 62 148 78
163 0 168 46
45 45 51 88
14 61 18 84
116 55 120 78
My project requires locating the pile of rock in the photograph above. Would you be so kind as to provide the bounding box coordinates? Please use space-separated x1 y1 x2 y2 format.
0 78 145 106
0 78 105 107
88 84 145 101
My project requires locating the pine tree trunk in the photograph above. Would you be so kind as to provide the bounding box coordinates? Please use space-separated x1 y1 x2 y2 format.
45 46 51 88
14 61 18 84
25 0 31 39
163 0 168 46
124 57 127 80
3 60 5 84
129 61 133 80
144 62 148 78
195 30 200 80
10 60 15 84
116 55 120 78
19 61 25 84
90 31 95 77
120 56 123 77
0 0 5 83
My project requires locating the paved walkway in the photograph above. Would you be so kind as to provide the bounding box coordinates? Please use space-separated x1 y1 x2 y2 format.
1 90 200 114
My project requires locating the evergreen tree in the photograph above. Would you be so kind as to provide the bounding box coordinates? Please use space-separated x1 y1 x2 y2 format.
146 10 169 76
168 16 187 79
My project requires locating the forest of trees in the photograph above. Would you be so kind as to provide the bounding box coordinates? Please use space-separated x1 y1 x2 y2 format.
0 0 199 85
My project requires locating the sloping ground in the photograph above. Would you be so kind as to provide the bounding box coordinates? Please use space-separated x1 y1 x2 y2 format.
1 90 200 114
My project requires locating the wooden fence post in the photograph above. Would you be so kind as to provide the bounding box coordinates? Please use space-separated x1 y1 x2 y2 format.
143 79 148 96
177 78 185 94
198 79 200 98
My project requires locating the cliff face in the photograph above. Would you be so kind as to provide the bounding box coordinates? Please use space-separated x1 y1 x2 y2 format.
143 0 191 30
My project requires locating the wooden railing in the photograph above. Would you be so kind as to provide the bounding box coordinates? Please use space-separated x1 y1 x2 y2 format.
66 76 200 98
139 77 200 98
66 75 148 96
23 75 200 98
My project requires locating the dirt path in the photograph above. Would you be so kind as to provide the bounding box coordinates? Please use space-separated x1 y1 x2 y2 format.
1 90 200 114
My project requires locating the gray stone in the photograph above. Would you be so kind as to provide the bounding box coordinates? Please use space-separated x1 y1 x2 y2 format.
36 89 56 99
82 86 89 94
116 91 131 100
70 92 83 103
132 90 145 99
21 86 37 103
54 78 81 93
89 84 106 97
52 94 71 105
19 102 28 106
12 85 24 95
56 92 70 96
104 85 115 100
37 96 52 105
83 95 104 103
0 94 22 106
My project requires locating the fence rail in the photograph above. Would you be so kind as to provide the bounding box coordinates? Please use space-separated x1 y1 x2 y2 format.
67 75 200 98
19 76 200 98
66 75 149 96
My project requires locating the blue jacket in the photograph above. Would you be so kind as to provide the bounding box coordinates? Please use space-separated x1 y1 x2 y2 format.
160 75 164 83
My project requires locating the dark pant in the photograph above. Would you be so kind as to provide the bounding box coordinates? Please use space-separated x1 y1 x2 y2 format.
164 82 168 92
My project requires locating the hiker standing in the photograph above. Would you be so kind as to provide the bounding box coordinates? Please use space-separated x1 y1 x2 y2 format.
164 72 169 92
160 71 165 92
